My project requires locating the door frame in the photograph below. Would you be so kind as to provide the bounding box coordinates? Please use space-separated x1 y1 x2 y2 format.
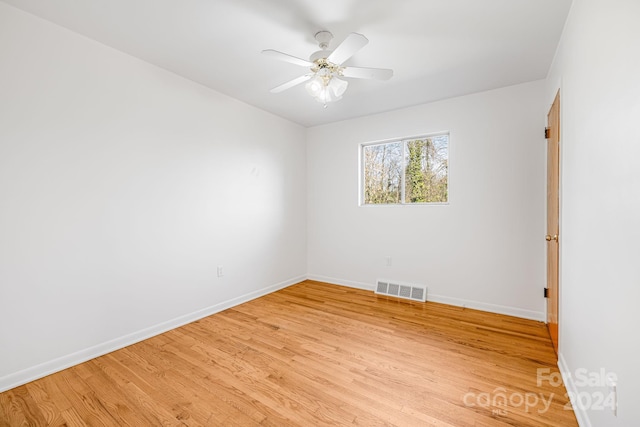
546 90 561 355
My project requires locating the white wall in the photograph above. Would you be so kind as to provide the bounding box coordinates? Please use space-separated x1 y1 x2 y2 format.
545 0 640 425
307 81 547 319
0 3 306 391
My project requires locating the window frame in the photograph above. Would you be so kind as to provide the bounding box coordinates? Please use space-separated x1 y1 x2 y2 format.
358 132 450 207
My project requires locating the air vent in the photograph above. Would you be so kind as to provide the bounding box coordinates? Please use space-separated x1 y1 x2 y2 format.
375 279 427 302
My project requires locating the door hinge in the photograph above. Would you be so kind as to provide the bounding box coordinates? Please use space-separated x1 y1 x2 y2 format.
544 127 550 139
544 287 549 298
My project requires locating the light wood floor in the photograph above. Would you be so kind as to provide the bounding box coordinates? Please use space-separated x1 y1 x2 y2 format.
1 280 578 426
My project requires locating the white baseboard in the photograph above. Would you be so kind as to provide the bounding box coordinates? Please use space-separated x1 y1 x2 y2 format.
558 352 591 427
0 275 305 393
306 274 544 321
0 274 545 393
428 293 545 321
306 274 375 291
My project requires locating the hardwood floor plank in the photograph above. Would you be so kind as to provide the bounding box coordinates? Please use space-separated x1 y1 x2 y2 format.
24 381 65 425
60 407 88 426
0 280 578 426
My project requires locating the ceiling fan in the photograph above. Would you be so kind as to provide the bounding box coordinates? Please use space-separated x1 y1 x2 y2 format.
262 31 393 106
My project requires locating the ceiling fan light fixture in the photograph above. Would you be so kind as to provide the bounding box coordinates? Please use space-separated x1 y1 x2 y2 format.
305 75 324 97
305 72 348 105
313 86 341 104
328 76 348 97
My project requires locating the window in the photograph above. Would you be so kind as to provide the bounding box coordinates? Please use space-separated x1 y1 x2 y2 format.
361 134 449 205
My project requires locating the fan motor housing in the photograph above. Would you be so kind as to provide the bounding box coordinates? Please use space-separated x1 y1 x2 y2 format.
310 49 333 62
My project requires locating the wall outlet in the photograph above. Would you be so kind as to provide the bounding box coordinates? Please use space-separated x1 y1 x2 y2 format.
217 265 224 278
385 256 392 267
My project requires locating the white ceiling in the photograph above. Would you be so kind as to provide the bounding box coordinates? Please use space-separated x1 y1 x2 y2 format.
2 0 572 127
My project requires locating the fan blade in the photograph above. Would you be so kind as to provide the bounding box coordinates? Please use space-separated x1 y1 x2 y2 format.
327 33 368 65
342 66 393 80
270 74 312 93
262 49 313 67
